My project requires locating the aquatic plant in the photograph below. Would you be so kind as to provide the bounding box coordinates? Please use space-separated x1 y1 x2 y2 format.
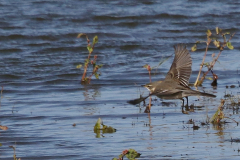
112 149 141 160
94 118 116 138
9 145 21 160
192 27 235 86
211 99 225 124
76 33 103 84
211 99 239 125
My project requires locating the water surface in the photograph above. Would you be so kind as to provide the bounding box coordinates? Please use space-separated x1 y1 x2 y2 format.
0 0 240 159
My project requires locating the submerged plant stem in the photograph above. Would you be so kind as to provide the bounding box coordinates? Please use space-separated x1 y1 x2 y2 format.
81 65 88 82
194 43 209 86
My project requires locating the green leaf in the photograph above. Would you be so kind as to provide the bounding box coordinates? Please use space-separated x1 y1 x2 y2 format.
196 80 203 86
93 118 116 134
203 62 210 67
215 27 222 35
93 36 98 44
77 33 84 38
216 27 219 34
213 40 220 48
210 100 225 123
94 73 99 79
125 149 141 159
0 143 2 147
76 64 82 69
84 59 89 65
206 29 212 37
143 64 148 69
118 154 124 159
196 41 200 44
98 64 103 68
94 118 102 131
227 42 234 50
143 64 151 71
191 44 197 52
84 77 89 82
206 77 213 81
87 45 93 53
224 32 230 35
102 125 116 133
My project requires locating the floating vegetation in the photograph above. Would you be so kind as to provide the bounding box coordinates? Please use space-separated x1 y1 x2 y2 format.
211 99 225 124
211 99 239 125
112 149 141 160
94 118 116 138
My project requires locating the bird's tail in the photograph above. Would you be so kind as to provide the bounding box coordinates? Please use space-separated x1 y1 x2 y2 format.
127 95 150 105
184 90 216 98
198 91 216 97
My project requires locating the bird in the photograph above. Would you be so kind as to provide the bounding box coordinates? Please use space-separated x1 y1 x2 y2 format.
128 44 216 106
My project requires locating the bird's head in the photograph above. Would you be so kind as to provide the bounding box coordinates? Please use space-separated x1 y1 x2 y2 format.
143 81 162 93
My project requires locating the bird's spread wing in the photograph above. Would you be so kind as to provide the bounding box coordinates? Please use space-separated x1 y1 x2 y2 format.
164 44 192 87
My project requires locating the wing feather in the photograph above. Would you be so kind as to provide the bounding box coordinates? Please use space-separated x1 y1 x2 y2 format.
164 44 192 87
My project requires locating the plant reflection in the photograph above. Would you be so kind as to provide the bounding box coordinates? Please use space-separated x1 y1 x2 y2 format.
212 123 225 138
82 85 101 101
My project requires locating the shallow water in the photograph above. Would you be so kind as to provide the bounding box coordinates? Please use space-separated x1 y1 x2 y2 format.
0 0 240 159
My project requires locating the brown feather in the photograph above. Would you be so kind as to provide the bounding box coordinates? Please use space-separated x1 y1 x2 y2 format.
165 44 192 87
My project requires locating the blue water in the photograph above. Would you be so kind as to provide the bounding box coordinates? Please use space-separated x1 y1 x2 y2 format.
0 0 240 159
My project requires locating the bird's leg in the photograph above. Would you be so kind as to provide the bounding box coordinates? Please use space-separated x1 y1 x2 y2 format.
186 96 189 107
181 98 186 113
181 98 184 107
